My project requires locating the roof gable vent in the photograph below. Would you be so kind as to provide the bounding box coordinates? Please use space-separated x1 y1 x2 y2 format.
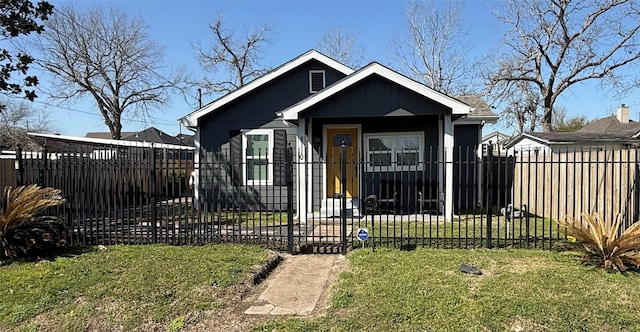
309 70 325 93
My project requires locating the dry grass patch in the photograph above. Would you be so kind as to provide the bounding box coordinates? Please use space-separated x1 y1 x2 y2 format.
506 257 551 274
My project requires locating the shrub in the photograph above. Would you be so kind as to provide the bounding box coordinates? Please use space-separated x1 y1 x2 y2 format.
556 212 640 272
0 185 68 259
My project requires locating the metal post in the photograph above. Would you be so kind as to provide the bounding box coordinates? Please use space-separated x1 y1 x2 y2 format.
341 143 347 253
286 144 295 254
15 145 24 186
485 144 494 248
149 147 158 243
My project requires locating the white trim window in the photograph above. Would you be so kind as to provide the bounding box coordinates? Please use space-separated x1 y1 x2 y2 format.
243 129 274 185
309 70 326 93
364 132 424 171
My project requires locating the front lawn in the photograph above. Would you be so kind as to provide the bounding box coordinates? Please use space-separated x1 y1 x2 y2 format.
259 248 640 331
4 245 640 331
0 244 269 332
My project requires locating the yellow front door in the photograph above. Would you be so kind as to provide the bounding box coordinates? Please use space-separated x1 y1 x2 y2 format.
326 127 359 198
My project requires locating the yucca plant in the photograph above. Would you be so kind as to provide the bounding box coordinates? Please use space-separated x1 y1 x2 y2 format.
556 212 640 272
0 185 67 259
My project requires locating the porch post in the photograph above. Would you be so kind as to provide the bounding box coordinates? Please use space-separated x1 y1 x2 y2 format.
192 129 201 207
444 115 454 220
296 118 307 223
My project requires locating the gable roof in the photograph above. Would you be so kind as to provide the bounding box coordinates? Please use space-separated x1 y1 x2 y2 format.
455 94 497 118
577 115 640 136
180 50 354 128
123 127 184 145
278 62 473 121
482 131 511 143
176 133 195 147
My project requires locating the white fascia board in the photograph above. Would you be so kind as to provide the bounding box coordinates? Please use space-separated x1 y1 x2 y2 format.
279 63 472 121
453 115 500 125
28 132 195 150
180 50 354 128
504 133 550 149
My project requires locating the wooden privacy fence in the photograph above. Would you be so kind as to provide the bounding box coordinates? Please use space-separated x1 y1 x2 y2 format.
512 148 640 228
0 157 16 189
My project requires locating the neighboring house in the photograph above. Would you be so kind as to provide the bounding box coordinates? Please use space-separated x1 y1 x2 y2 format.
502 104 640 222
86 131 136 140
481 131 511 156
505 104 640 155
180 50 498 220
123 127 183 145
28 132 195 157
85 127 194 147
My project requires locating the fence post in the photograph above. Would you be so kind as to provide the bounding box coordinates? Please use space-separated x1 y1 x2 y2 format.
39 144 48 187
149 147 158 244
286 144 294 254
15 145 24 186
485 143 494 248
340 143 347 253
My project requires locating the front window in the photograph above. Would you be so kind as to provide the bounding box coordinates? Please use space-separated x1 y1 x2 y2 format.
243 129 273 184
365 132 424 171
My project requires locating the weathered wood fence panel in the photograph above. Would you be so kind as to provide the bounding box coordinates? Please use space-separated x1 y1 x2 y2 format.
513 149 639 227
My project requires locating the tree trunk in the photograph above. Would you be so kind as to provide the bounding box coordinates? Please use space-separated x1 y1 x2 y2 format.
542 105 553 132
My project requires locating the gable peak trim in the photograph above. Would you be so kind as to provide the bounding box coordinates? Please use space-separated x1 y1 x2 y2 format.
180 49 354 128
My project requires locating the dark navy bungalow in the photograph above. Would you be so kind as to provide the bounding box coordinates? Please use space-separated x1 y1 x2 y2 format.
180 50 498 221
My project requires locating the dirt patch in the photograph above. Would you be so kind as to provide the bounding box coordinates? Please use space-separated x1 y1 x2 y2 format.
466 260 496 294
507 257 551 275
508 316 549 331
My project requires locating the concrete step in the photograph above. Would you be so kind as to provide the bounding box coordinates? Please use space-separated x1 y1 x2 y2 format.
319 197 361 217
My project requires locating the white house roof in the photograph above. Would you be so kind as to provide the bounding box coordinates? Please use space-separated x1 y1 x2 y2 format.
180 50 355 128
504 132 640 149
278 62 473 121
28 132 195 150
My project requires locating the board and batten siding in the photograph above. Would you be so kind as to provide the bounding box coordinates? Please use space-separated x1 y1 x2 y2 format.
198 60 347 150
302 75 451 119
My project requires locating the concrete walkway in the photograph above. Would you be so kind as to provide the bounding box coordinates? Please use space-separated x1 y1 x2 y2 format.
245 254 342 315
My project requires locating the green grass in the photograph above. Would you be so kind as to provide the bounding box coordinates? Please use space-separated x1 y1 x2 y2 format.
351 215 563 249
0 244 268 332
257 248 640 331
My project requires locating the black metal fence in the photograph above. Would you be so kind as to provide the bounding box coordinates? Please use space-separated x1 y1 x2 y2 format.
3 143 640 254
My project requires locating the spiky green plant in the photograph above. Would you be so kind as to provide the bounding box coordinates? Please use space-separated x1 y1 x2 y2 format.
556 212 640 272
0 185 67 259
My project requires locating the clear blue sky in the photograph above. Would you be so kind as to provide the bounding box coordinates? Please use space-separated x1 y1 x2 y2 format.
36 0 638 137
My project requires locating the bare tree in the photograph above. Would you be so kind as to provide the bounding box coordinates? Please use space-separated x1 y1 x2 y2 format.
394 1 477 95
0 98 54 148
552 106 590 132
318 27 364 68
489 0 640 132
30 5 183 139
195 16 271 97
493 80 540 133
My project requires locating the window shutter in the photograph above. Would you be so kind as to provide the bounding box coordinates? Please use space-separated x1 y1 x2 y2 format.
230 133 243 186
273 129 288 186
